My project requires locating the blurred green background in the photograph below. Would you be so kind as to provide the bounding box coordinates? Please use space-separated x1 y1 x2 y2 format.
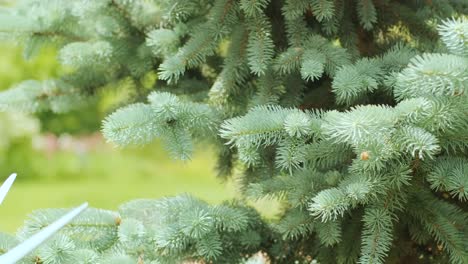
0 42 238 233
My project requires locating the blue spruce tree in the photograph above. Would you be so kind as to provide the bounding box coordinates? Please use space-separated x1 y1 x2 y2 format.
0 0 467 263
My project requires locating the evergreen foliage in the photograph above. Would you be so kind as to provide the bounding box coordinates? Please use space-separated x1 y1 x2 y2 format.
0 0 467 263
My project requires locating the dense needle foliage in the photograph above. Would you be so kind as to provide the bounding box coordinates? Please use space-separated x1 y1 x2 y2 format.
0 0 467 263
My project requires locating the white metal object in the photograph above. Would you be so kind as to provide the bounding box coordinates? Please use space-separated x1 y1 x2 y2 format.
0 202 88 264
0 173 16 205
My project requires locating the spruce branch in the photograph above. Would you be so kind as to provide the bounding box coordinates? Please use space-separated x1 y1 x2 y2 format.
315 219 342 246
427 157 468 201
109 0 146 37
282 0 310 20
0 2 467 263
359 207 394 264
240 0 270 18
397 126 441 159
275 209 315 240
102 103 160 146
438 17 468 57
356 0 377 30
246 14 275 76
408 191 468 264
220 105 291 147
395 53 468 100
321 105 396 145
209 26 250 106
309 188 350 222
0 79 87 113
310 0 335 22
332 58 383 105
300 49 326 81
159 0 239 82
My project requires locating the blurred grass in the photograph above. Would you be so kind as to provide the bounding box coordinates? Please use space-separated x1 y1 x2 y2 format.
0 43 63 87
0 142 237 233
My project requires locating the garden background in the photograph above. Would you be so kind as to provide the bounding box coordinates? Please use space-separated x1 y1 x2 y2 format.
0 41 239 232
